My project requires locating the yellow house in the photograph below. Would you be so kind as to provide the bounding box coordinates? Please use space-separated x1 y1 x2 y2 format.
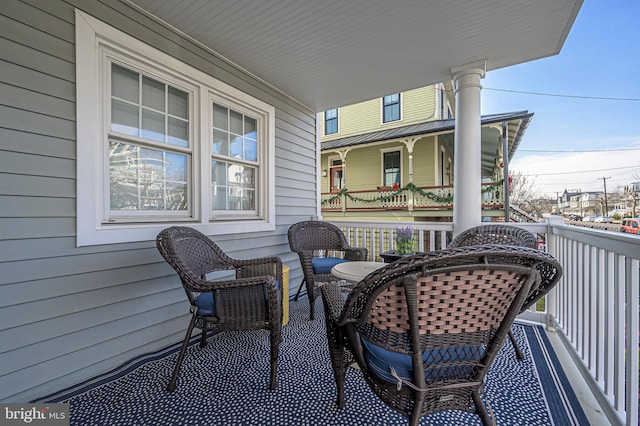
320 84 533 222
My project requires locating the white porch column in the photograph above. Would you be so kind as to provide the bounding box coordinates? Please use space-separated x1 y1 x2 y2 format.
451 61 485 237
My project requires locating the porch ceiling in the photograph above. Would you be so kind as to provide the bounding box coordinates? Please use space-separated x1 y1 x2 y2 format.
126 0 582 112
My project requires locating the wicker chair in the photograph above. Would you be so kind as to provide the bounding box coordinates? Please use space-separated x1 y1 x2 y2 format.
448 224 539 359
320 245 562 426
156 226 282 392
288 220 368 320
449 224 538 249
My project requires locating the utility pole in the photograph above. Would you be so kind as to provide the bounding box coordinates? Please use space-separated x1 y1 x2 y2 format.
554 191 561 215
599 176 610 215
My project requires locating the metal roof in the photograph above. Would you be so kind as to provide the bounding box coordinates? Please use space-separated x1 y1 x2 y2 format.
321 111 533 177
126 0 582 112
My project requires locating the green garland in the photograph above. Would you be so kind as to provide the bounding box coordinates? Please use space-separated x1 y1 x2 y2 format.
321 180 504 206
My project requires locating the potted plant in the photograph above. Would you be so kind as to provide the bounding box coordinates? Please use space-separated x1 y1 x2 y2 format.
380 226 417 263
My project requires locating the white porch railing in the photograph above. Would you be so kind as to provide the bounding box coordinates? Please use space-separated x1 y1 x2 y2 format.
320 182 503 212
328 218 639 426
545 220 639 426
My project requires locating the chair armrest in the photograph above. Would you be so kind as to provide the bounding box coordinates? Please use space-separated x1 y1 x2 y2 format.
320 282 346 323
234 257 283 283
344 247 368 261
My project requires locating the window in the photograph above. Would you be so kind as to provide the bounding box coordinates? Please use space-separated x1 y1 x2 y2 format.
382 151 401 186
382 94 401 123
76 11 275 246
329 158 343 192
109 64 192 217
211 103 258 214
324 108 338 135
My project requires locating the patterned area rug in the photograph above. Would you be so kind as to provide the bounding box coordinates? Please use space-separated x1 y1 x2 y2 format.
37 298 588 425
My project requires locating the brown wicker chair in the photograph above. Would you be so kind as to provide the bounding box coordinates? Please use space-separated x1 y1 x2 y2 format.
320 245 562 426
288 220 368 320
449 224 538 249
156 226 282 392
448 224 539 359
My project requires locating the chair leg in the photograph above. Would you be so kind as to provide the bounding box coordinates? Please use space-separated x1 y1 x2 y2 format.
331 348 347 408
508 328 525 360
199 329 207 348
293 278 305 301
167 315 198 392
472 390 496 426
269 326 280 390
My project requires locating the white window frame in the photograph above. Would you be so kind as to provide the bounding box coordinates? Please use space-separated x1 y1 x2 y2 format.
381 94 402 123
75 10 275 246
380 148 402 187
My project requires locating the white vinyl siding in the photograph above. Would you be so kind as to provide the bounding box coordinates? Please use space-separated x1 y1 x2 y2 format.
0 0 315 403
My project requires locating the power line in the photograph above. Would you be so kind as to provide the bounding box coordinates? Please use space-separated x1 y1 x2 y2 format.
519 148 640 153
515 165 639 177
484 87 640 102
436 84 640 101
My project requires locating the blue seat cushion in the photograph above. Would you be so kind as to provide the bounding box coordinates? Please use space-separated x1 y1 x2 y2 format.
194 280 280 317
361 338 483 384
195 292 216 316
312 257 349 274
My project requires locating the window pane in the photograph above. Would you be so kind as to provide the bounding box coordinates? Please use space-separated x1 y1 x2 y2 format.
384 152 400 186
212 161 256 212
109 141 188 211
213 104 228 130
227 164 255 211
325 108 338 135
383 94 400 123
242 188 255 210
141 108 165 142
142 76 165 111
244 116 256 140
212 129 229 155
230 134 243 158
168 86 188 119
229 110 243 134
244 138 257 161
112 64 191 148
168 117 189 148
211 160 228 209
112 65 138 103
111 99 139 136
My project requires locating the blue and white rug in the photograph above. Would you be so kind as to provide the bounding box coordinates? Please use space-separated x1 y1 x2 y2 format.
37 298 588 425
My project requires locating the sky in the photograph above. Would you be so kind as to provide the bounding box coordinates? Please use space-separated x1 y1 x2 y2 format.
481 0 640 199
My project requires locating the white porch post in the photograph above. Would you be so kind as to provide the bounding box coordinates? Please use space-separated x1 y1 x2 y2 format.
451 61 485 237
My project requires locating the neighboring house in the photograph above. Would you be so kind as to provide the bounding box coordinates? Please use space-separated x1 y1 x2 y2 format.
560 191 604 217
0 0 581 403
558 189 581 213
320 85 533 222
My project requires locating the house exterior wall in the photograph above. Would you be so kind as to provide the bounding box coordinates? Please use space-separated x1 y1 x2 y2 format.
322 86 437 140
0 0 316 402
320 135 441 193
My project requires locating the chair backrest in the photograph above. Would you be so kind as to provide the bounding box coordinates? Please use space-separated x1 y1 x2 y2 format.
156 226 236 294
288 220 352 253
448 224 537 249
339 245 562 420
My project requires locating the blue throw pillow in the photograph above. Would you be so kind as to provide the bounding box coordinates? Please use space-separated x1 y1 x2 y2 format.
311 257 349 274
361 338 483 384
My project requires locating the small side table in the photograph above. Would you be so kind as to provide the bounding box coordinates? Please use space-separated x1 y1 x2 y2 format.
331 261 385 283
